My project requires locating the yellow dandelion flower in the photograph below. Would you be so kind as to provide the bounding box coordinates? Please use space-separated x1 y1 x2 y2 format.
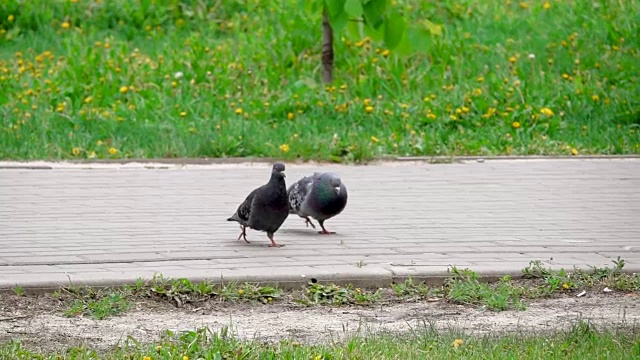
84 96 93 104
108 147 118 155
180 111 187 117
365 106 374 113
8 15 15 22
519 3 529 9
72 147 81 156
449 115 458 121
88 151 96 159
183 356 189 360
144 357 152 360
562 283 570 289
540 107 554 116
235 108 243 115
452 338 464 348
591 95 599 102
96 140 103 146
381 49 390 57
512 121 521 129
543 2 551 10
472 88 482 96
279 144 290 153
156 345 162 351
426 113 436 120
237 289 245 295
571 148 579 156
119 86 129 94
561 73 570 80
61 21 71 29
508 56 517 63
370 136 379 143
363 98 371 106
477 76 485 83
287 112 294 120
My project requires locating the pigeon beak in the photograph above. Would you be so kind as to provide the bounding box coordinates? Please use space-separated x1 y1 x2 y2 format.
334 185 340 194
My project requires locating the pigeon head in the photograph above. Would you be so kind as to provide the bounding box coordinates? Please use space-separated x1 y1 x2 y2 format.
315 172 342 195
272 162 286 178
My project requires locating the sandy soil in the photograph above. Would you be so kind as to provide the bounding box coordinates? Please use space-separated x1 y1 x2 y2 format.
1 291 639 353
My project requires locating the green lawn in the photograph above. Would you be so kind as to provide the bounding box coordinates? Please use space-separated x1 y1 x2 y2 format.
0 0 638 161
2 322 639 359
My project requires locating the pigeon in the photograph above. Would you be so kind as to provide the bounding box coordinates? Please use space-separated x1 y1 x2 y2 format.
227 162 289 247
288 172 348 234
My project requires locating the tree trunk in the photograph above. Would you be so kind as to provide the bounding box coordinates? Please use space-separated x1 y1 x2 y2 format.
321 9 334 84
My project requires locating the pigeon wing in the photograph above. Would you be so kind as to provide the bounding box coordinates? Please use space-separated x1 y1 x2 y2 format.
227 188 257 224
287 175 313 214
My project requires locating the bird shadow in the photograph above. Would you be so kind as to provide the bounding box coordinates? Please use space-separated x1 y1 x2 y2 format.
278 228 323 236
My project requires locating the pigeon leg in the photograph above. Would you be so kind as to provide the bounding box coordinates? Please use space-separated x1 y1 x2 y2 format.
267 232 285 247
317 220 336 235
236 225 250 243
303 216 317 229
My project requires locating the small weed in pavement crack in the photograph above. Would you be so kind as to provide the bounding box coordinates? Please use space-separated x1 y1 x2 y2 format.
295 282 382 305
57 287 132 320
522 256 640 295
444 268 527 311
392 277 439 301
146 274 283 306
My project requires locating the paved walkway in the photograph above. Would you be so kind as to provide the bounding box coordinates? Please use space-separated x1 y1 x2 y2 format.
1 159 639 290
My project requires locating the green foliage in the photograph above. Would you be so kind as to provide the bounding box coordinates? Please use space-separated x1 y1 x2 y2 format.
392 277 437 300
147 274 283 305
444 268 527 311
62 290 132 320
296 281 381 305
522 257 640 294
12 285 24 296
0 0 638 160
35 256 640 321
323 0 420 52
2 320 639 359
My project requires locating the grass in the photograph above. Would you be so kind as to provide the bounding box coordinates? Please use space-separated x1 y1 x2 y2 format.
444 269 528 311
295 281 382 305
64 292 132 320
45 258 640 319
0 0 638 161
1 321 639 359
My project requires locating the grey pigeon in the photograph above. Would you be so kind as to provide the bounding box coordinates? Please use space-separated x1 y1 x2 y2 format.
227 162 289 247
288 172 348 234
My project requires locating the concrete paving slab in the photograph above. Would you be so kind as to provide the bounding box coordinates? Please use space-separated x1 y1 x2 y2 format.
1 158 639 291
